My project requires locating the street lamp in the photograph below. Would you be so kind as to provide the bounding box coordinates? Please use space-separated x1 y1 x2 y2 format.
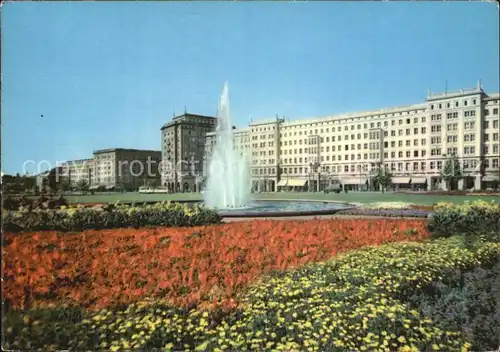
309 161 320 192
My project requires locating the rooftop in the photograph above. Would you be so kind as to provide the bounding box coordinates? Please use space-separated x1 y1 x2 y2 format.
248 102 427 128
60 158 93 164
161 112 217 130
93 148 161 154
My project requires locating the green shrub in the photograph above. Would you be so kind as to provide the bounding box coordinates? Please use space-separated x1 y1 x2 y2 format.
2 202 221 233
408 259 500 351
428 200 500 243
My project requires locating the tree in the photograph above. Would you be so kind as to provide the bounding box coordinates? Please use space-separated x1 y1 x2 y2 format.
440 155 463 192
373 167 392 193
77 179 89 194
22 175 36 194
492 179 499 191
59 179 71 194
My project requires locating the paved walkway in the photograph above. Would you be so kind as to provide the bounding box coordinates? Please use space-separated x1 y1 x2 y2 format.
223 215 420 222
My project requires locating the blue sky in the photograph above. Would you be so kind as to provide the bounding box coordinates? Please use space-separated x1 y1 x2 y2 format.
2 1 499 175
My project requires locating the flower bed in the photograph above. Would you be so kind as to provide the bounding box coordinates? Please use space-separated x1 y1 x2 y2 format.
4 236 499 351
3 219 428 311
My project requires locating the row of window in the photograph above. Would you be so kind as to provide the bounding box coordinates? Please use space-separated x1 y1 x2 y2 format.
430 99 478 110
254 141 500 166
252 158 500 176
231 119 499 148
257 138 500 158
484 108 500 116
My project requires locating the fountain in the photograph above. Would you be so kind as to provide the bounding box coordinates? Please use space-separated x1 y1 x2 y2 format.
204 82 252 209
202 82 353 217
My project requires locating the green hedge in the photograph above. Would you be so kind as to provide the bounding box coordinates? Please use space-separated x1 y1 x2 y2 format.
428 200 500 243
2 202 222 233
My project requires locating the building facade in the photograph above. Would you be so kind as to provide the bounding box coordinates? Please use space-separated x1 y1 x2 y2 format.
161 113 217 192
204 82 500 192
91 148 162 191
59 158 94 187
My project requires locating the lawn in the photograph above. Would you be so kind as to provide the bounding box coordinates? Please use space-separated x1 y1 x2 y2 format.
48 191 494 206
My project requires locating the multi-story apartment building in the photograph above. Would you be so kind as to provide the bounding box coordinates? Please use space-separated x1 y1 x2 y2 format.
161 113 217 192
59 158 94 187
91 148 162 191
203 81 500 192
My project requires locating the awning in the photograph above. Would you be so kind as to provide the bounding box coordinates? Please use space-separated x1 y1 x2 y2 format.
277 180 288 187
342 178 368 185
89 185 99 190
288 179 307 187
483 175 500 182
392 177 411 184
410 177 427 184
105 185 114 190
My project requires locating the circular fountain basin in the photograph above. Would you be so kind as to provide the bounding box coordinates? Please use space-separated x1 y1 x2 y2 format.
202 200 354 218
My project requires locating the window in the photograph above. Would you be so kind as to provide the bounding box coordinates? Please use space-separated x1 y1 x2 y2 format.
464 146 475 155
431 125 442 133
464 134 476 142
494 108 499 115
447 123 457 132
431 136 442 144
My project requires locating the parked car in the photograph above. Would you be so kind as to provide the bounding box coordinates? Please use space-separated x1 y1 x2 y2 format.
323 184 342 194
